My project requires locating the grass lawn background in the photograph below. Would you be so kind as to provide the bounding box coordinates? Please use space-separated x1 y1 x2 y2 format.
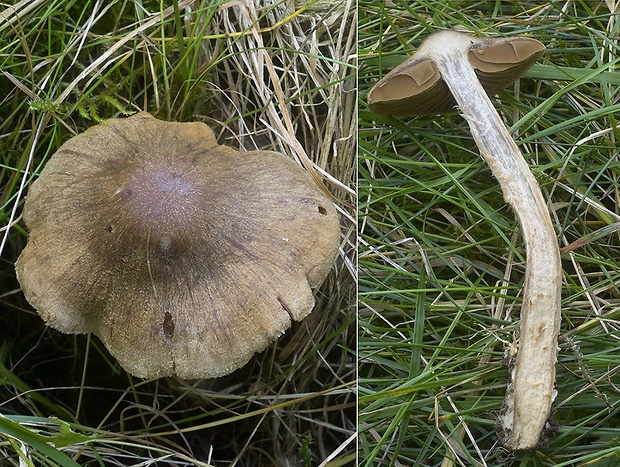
0 1 356 465
359 1 620 465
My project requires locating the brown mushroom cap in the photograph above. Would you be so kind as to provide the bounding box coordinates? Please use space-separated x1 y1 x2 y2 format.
368 33 545 116
15 112 340 379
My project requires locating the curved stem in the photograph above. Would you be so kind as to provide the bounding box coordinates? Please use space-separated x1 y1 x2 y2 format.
434 47 562 450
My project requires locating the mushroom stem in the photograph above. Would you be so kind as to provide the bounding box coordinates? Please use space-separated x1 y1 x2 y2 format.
430 40 562 450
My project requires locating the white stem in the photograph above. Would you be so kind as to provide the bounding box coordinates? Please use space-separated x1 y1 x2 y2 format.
431 42 562 450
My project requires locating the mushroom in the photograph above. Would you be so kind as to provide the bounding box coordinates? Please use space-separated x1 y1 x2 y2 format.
15 112 340 380
368 30 561 450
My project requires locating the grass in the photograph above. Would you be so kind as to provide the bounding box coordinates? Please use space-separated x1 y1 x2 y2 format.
0 0 356 465
5 1 620 465
359 1 620 466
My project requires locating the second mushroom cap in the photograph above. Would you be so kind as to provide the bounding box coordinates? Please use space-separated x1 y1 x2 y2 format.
368 30 545 116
